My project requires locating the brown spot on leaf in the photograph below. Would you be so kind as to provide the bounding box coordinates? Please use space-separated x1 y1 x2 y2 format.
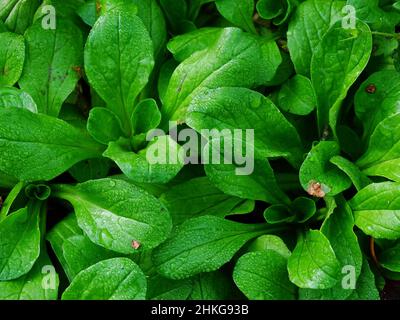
96 1 102 15
365 84 376 94
131 240 140 250
72 66 83 78
307 181 326 198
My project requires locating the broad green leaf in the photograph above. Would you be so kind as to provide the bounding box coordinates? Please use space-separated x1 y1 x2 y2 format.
53 178 172 254
354 70 400 140
311 20 372 133
68 158 111 183
0 251 59 300
159 0 187 33
4 0 40 34
288 230 341 289
132 0 167 60
189 271 235 300
161 27 282 124
278 75 316 115
104 136 184 184
299 141 352 197
348 258 380 300
84 9 154 134
233 251 296 300
46 213 83 280
62 258 147 300
349 182 400 240
167 28 223 62
62 235 119 280
347 0 400 32
205 158 290 205
0 107 103 182
287 0 345 76
379 242 400 272
18 19 83 116
87 107 124 145
147 274 193 300
215 0 257 34
357 114 400 182
0 0 19 20
248 235 291 259
0 32 24 86
153 216 275 279
160 176 253 224
187 87 304 167
131 99 161 135
330 155 371 191
77 0 96 26
0 206 40 281
300 198 362 299
0 87 37 112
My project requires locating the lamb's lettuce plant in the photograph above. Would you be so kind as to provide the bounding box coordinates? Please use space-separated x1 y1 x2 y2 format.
1 0 400 300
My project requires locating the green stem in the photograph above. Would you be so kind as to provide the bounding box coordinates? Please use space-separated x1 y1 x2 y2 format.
371 31 400 40
0 181 25 222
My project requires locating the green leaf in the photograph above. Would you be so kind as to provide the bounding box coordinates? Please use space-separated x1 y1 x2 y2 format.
300 198 362 299
84 9 154 135
379 242 400 272
18 19 83 116
330 155 371 191
357 114 400 182
299 141 352 197
187 87 304 167
347 0 400 32
53 178 172 254
189 271 236 300
256 0 284 20
3 0 40 34
350 182 400 240
0 206 40 280
278 75 316 115
348 258 380 300
62 235 119 280
248 235 291 258
87 107 124 145
132 0 167 60
153 216 274 279
288 230 341 289
77 0 96 26
62 258 147 300
68 158 111 183
215 0 257 34
147 274 193 300
287 0 345 76
104 136 184 184
0 107 103 182
0 250 59 300
131 99 161 135
354 70 400 140
233 250 296 300
167 28 223 62
0 32 24 86
46 213 83 280
311 20 372 133
161 27 282 123
0 87 37 112
205 158 290 205
160 176 253 225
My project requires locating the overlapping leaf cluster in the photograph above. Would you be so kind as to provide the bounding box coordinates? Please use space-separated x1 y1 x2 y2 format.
0 0 400 300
